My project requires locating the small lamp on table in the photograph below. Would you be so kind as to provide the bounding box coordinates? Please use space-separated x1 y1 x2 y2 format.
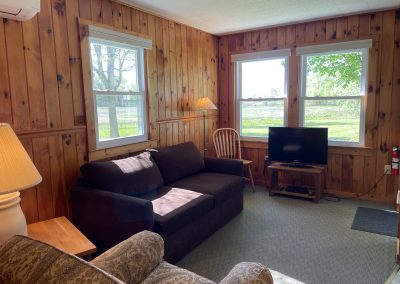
0 123 42 244
193 97 217 157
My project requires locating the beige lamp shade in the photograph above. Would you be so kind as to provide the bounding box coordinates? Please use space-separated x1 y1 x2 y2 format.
0 123 42 194
193 97 217 111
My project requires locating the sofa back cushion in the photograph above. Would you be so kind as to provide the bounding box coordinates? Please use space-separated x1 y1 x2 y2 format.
151 142 205 184
0 235 123 284
80 152 164 197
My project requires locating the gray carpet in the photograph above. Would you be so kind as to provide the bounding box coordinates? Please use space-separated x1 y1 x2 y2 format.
177 186 397 284
352 207 398 237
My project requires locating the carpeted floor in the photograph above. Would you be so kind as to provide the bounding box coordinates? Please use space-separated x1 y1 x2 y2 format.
177 186 397 284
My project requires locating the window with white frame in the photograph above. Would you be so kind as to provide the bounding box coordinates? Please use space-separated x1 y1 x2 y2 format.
297 40 371 146
87 25 152 149
233 49 290 139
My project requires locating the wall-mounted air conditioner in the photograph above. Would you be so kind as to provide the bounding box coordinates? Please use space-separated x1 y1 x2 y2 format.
0 0 40 21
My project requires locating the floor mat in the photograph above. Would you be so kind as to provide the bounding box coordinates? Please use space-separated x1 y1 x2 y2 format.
351 206 398 237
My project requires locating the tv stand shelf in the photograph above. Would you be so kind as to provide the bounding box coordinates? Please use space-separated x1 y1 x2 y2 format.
267 162 326 202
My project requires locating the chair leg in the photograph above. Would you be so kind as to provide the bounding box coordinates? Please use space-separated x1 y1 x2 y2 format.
247 164 255 192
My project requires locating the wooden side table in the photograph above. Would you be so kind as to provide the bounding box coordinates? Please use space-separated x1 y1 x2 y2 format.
267 162 326 202
28 216 96 258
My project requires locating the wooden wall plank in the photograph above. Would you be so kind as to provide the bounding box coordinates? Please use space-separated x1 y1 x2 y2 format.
101 0 113 25
336 17 348 39
66 0 85 126
5 19 30 131
0 20 12 124
181 26 189 116
38 0 61 129
52 0 75 128
315 21 326 41
33 137 54 220
90 0 102 22
20 138 39 224
48 135 67 217
78 0 91 20
325 19 337 40
347 15 359 38
146 14 157 140
23 16 47 129
139 12 148 35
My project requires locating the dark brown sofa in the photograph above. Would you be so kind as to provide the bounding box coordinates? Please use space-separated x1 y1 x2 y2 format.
71 142 245 263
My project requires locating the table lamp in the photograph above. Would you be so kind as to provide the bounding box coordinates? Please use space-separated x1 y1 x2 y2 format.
193 97 217 156
0 123 42 244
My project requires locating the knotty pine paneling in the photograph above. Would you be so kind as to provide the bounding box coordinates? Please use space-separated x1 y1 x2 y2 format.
219 11 400 203
0 0 218 223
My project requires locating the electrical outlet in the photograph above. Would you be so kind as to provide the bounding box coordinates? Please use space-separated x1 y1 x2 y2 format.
384 165 391 174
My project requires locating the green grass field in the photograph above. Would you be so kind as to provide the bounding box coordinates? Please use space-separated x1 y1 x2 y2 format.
97 105 360 143
241 118 359 141
98 122 139 140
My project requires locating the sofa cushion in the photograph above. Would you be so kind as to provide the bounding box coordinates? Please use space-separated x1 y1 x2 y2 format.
171 172 245 206
91 231 164 284
0 235 123 284
80 152 164 197
150 142 205 184
142 261 215 284
141 186 214 237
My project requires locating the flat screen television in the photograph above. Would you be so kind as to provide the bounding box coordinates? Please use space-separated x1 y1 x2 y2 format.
268 127 328 166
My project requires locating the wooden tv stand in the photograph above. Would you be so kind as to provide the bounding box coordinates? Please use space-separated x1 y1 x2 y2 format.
267 162 326 202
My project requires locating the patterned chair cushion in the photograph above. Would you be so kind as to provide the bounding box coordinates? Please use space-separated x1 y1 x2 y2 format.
91 230 164 284
219 262 274 284
0 235 123 284
142 261 215 284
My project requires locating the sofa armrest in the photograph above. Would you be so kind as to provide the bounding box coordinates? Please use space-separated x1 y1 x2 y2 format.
204 157 244 176
219 262 273 284
91 231 163 284
70 187 154 253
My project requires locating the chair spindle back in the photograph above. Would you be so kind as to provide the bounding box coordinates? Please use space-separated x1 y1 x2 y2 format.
213 128 242 160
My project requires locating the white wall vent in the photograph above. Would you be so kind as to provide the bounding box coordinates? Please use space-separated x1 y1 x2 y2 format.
0 0 40 21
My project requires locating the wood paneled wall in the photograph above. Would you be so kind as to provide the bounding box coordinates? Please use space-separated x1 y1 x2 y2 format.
0 0 218 223
219 11 400 202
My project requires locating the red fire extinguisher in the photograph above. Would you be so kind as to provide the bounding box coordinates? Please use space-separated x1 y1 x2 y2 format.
392 146 399 176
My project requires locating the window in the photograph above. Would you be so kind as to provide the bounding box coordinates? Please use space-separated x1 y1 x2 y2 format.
234 49 290 139
298 40 371 146
85 25 152 150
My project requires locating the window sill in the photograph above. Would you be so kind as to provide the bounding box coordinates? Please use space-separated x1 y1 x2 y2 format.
88 139 158 161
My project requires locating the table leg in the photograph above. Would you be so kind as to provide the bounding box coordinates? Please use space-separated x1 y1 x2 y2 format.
269 169 278 196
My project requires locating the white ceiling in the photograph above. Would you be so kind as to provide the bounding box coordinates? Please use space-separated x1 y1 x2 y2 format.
119 0 400 35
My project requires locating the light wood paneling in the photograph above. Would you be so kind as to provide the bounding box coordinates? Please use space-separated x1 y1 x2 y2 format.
0 0 218 222
219 11 400 203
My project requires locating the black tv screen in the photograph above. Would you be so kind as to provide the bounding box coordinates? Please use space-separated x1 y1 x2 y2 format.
268 127 328 165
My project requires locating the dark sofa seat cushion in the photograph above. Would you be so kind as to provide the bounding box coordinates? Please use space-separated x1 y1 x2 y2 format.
150 142 205 184
171 172 245 206
80 152 164 197
141 187 214 237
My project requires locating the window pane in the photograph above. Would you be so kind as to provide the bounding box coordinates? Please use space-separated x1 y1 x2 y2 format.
241 58 286 99
305 51 363 97
96 94 144 141
90 39 139 92
240 100 285 137
303 99 361 142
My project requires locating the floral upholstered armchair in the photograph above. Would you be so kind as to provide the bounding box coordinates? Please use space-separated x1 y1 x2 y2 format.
0 230 273 284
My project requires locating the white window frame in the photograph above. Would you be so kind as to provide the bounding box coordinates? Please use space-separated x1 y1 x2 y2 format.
87 26 151 150
298 40 371 147
233 49 291 140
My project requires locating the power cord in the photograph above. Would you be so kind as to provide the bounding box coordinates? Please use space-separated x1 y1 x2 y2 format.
323 169 390 202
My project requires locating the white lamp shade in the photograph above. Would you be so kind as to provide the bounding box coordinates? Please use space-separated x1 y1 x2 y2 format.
0 123 42 194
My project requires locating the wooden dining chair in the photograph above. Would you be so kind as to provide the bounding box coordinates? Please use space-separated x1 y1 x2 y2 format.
212 128 255 192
